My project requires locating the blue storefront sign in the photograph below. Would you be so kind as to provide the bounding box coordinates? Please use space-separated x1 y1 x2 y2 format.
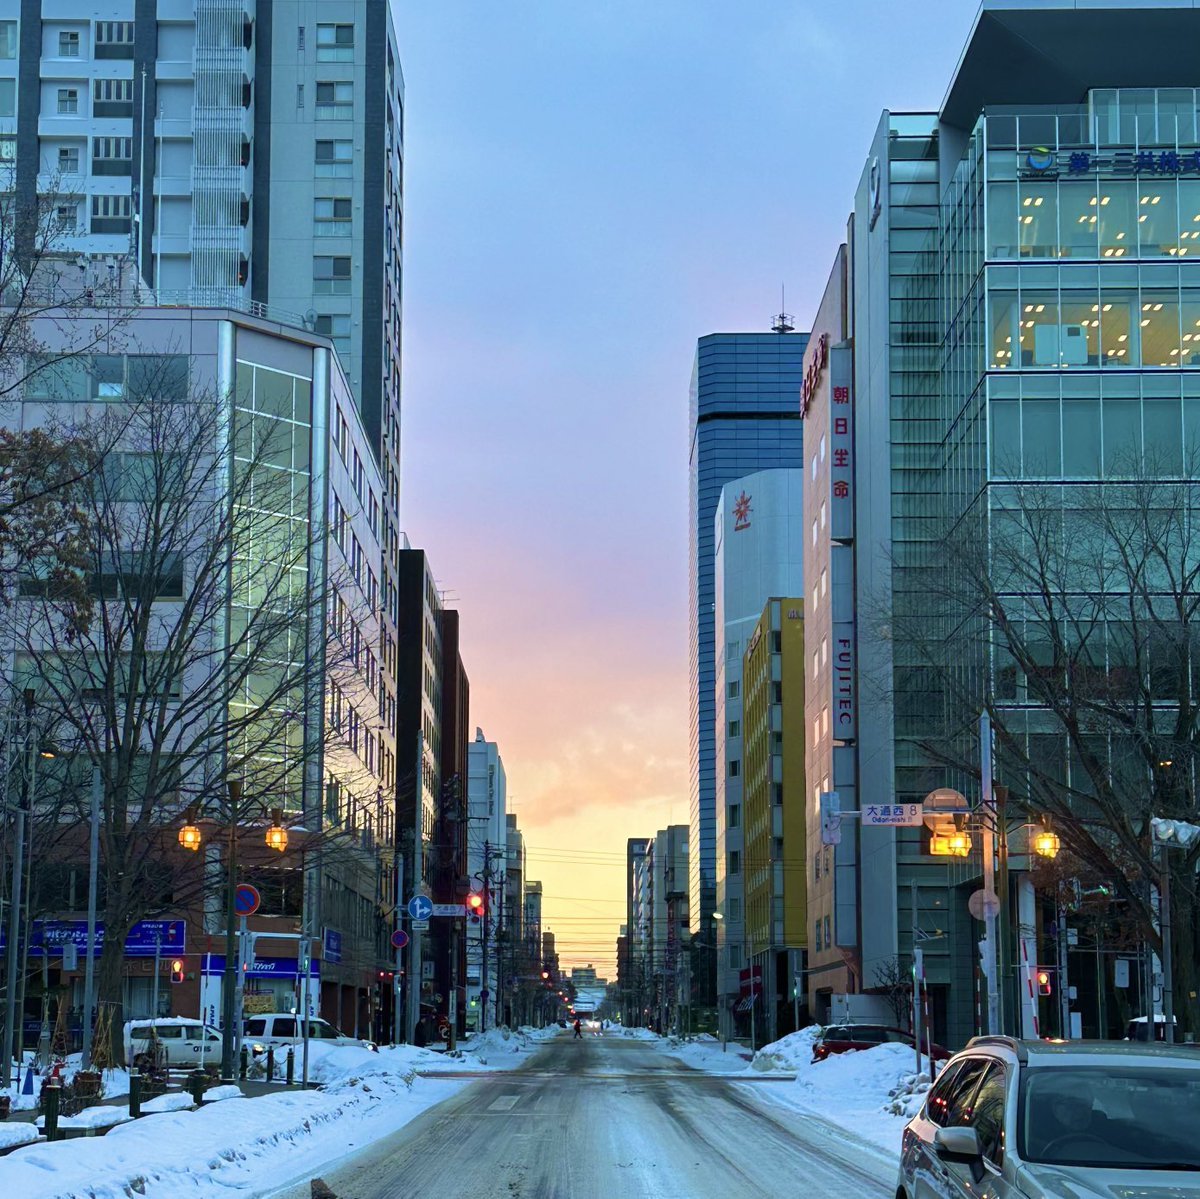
0 918 185 958
323 928 342 964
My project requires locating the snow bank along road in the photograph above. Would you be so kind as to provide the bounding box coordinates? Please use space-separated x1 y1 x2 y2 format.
265 1032 895 1199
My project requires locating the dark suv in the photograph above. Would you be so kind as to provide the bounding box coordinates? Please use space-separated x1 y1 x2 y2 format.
812 1023 951 1063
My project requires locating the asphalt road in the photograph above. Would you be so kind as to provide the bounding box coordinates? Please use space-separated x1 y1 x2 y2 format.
267 1032 895 1199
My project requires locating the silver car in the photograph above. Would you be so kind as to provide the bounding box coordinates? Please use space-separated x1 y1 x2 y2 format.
897 1035 1200 1198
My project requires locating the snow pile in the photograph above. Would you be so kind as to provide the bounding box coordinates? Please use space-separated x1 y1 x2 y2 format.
883 1069 932 1119
520 1025 562 1043
0 1124 39 1150
750 1026 821 1072
459 1027 543 1063
37 1105 132 1132
140 1092 193 1114
620 1027 660 1041
2 1043 470 1199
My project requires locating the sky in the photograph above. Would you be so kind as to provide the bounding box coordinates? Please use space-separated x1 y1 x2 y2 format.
392 0 978 976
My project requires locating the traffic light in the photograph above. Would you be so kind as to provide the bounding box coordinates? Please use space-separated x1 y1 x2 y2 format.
466 892 486 923
377 969 394 983
1037 970 1052 996
170 958 185 984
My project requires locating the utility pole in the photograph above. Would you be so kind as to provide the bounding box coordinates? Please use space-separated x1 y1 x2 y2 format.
979 711 1001 1037
220 779 241 1082
912 879 923 1077
495 869 505 1029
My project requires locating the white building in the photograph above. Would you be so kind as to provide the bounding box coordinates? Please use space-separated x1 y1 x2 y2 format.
712 468 804 1038
465 727 506 1027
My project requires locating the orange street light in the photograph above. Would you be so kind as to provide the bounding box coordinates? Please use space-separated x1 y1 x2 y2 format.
265 807 288 853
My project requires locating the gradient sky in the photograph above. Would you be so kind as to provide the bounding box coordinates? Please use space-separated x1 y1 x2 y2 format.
393 0 978 976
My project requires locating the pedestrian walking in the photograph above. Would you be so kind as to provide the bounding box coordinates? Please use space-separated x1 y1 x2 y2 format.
573 1018 582 1039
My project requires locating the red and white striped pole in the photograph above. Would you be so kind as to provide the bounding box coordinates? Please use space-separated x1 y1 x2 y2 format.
1021 936 1040 1039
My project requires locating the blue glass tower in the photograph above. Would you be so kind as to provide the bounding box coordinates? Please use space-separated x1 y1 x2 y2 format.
688 331 807 997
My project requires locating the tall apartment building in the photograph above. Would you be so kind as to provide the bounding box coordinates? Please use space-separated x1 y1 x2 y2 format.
396 545 442 1035
465 727 506 1027
712 468 803 1038
0 0 406 835
647 824 688 1033
624 836 650 1024
804 0 1200 1048
741 597 806 1046
688 331 806 1009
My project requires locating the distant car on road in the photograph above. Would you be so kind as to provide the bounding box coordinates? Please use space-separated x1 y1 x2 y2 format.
897 1036 1200 1199
812 1023 951 1063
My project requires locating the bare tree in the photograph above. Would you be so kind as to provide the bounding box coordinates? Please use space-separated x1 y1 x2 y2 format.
7 367 380 1058
888 456 1200 1036
871 956 911 1030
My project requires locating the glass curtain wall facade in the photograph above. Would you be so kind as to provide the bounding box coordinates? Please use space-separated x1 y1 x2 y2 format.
688 333 807 1005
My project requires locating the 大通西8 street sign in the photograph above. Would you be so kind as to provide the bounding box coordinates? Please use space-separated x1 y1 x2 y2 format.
863 803 923 827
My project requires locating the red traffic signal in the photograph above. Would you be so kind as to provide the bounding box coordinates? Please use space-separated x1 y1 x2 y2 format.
1037 969 1052 996
170 958 185 984
466 892 486 922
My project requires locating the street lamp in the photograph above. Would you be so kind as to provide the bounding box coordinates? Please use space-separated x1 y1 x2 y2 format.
178 806 202 852
1032 819 1061 860
265 808 288 853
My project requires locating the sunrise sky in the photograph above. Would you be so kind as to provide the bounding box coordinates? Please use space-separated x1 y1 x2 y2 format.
392 0 978 976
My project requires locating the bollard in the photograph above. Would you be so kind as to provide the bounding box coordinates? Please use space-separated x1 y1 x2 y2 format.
43 1084 61 1142
188 1069 206 1107
266 1046 274 1082
239 1045 249 1080
285 1046 294 1086
129 1072 142 1119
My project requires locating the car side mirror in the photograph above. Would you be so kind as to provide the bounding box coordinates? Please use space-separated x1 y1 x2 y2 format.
934 1126 983 1168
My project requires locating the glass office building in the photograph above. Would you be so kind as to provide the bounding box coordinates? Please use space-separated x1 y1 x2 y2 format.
836 3 1200 1049
688 332 807 995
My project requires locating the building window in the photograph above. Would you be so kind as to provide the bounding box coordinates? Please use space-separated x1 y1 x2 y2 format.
296 83 304 109
315 139 352 178
91 136 132 176
55 203 77 232
93 77 132 117
58 30 80 57
316 23 354 61
727 719 739 738
728 897 740 922
815 920 822 950
314 81 352 120
297 25 304 50
54 87 78 115
728 804 739 829
0 23 16 59
313 196 351 237
94 21 134 59
313 256 351 295
728 850 740 875
727 679 739 699
313 313 350 359
0 79 14 117
58 145 80 173
90 193 131 234
728 944 742 969
728 759 739 778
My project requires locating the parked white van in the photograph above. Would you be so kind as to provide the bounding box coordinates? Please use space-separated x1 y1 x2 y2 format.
242 1012 370 1056
124 1018 222 1069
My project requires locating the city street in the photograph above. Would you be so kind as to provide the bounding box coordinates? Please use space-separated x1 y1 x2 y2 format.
265 1033 895 1199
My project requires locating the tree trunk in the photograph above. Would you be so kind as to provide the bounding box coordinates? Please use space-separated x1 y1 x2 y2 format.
1171 875 1200 1042
94 913 133 1067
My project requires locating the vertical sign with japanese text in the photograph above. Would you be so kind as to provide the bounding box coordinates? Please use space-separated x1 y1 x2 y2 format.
829 345 853 542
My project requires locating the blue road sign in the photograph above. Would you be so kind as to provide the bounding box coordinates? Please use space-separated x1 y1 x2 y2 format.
390 929 409 950
234 884 261 917
407 895 433 921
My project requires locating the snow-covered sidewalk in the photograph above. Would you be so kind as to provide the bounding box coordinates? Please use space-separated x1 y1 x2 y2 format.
0 1032 553 1199
643 1025 930 1154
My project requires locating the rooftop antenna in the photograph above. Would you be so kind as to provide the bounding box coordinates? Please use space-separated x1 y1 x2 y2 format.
771 284 795 334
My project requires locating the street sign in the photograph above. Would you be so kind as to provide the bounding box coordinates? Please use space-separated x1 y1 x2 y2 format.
431 903 467 917
407 895 433 921
411 920 429 932
968 889 1001 921
390 929 409 950
863 803 923 827
820 791 842 845
234 883 261 917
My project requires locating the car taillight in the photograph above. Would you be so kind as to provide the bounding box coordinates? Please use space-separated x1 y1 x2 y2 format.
814 1044 829 1059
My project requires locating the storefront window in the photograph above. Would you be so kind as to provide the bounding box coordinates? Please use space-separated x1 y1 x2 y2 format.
1018 181 1057 258
1099 182 1137 258
987 184 1018 258
1059 181 1098 258
1138 183 1180 257
989 291 1018 366
1140 290 1181 367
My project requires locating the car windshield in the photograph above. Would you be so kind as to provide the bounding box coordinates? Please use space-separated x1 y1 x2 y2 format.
1021 1066 1200 1169
306 1020 342 1039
